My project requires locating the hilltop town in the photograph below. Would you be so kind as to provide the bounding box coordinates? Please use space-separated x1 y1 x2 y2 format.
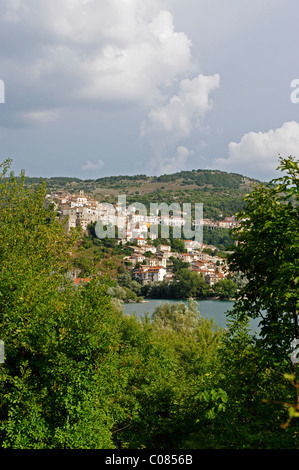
47 190 239 290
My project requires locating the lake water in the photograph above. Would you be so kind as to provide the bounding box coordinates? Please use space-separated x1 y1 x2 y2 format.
122 298 261 335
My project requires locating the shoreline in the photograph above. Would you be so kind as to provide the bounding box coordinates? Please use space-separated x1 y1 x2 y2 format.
124 297 235 304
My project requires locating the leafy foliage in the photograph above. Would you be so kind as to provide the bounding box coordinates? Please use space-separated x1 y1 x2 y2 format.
228 156 299 365
1 157 299 449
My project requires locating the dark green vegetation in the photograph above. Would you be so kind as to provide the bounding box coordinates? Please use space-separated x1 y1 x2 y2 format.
203 226 235 250
229 156 299 377
0 156 298 449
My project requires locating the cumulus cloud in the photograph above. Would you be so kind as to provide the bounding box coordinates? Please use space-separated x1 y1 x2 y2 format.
0 0 195 125
141 73 220 173
215 121 299 180
0 0 223 177
155 146 194 175
77 9 194 105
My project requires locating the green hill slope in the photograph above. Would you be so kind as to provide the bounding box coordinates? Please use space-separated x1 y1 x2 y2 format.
22 168 260 220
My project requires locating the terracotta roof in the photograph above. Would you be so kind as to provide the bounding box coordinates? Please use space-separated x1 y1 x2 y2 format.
74 278 91 285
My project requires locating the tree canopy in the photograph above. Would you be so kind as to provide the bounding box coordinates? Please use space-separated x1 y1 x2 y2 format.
1 157 299 449
228 156 299 364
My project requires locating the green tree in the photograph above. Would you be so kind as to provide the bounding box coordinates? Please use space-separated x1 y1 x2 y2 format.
116 299 224 449
171 238 185 253
181 156 299 449
171 269 209 299
228 155 299 413
152 298 200 335
183 317 299 449
229 156 299 361
170 257 189 272
213 278 237 300
0 161 131 448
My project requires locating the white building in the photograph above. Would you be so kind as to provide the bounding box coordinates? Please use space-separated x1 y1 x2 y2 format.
133 266 167 285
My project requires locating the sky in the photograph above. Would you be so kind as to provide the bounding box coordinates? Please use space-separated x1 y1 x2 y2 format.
0 0 298 182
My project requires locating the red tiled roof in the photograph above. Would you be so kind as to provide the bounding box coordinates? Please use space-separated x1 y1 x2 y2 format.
74 278 91 285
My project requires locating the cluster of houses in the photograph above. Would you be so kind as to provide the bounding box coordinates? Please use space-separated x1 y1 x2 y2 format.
47 190 193 238
47 190 238 235
47 190 105 232
48 190 233 287
125 239 229 287
202 217 238 229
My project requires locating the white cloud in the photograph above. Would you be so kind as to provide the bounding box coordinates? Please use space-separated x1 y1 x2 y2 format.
0 0 223 178
215 121 299 179
142 74 220 143
141 73 220 172
81 159 104 171
0 1 195 115
77 10 193 106
156 145 194 175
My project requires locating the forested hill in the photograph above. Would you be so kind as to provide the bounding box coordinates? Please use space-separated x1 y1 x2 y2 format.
21 169 260 220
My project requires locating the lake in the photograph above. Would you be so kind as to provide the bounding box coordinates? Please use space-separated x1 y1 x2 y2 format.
122 298 261 335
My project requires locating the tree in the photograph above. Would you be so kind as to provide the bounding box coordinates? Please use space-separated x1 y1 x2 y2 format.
170 257 189 272
171 238 185 253
0 161 131 448
117 271 142 296
228 156 299 405
171 269 210 299
152 298 200 335
213 278 237 300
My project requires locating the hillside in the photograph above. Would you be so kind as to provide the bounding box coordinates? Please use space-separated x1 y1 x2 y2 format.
22 169 260 220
